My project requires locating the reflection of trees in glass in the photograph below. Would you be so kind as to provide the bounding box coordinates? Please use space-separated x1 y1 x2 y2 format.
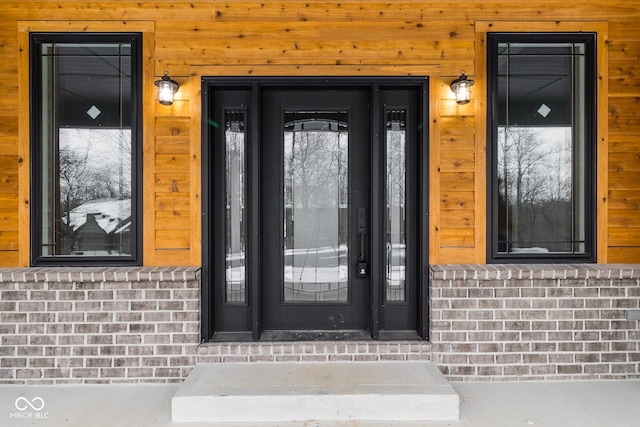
386 115 407 301
498 126 573 252
225 120 245 254
283 118 349 302
387 128 406 206
224 114 246 303
59 129 131 218
58 128 132 255
285 128 347 210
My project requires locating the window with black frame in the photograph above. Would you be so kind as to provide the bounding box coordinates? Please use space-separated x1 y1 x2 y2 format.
487 33 596 262
30 33 142 265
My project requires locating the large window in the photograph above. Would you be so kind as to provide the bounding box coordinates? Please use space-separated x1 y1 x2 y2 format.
30 33 142 265
487 33 596 262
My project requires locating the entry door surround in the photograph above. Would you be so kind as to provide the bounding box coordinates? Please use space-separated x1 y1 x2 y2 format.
201 77 430 342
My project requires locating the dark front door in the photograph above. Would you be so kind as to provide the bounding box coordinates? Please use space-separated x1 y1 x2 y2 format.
202 78 429 342
261 88 371 336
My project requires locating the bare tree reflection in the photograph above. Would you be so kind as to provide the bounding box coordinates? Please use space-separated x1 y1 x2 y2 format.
498 126 573 253
283 116 349 301
57 128 132 255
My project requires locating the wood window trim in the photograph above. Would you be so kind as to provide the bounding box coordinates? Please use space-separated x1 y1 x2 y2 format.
475 21 609 263
17 21 155 267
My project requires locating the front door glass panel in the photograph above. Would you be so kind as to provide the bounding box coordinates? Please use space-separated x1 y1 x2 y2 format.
283 111 349 302
385 109 407 302
225 110 246 303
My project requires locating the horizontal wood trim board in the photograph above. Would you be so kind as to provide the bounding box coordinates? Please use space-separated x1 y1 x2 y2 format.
607 247 640 263
608 227 640 245
190 64 441 77
608 210 640 227
439 229 475 247
156 211 190 230
155 136 191 154
609 172 640 189
155 230 190 249
440 209 475 229
155 193 190 211
0 251 18 267
6 3 638 22
155 174 190 193
440 192 475 210
608 190 640 209
609 135 640 152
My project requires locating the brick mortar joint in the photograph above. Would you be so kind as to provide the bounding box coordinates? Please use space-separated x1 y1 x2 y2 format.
430 264 640 280
0 267 201 283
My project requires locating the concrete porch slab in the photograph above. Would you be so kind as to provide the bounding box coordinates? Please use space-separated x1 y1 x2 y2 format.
171 361 459 423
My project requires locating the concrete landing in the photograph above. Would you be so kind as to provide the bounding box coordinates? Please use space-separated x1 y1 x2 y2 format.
171 362 459 423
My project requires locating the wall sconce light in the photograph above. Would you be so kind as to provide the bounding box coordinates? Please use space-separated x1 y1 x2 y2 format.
155 71 180 106
450 71 474 105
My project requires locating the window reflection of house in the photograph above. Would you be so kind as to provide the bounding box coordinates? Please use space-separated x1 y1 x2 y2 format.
74 214 108 253
64 198 132 256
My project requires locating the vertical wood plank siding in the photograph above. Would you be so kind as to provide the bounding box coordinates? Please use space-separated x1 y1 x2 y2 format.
1 1 639 266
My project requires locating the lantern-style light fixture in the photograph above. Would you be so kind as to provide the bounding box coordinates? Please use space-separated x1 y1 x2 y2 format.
155 71 180 106
450 71 474 105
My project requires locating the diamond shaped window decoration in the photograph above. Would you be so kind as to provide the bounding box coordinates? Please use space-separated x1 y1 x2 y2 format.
86 105 102 120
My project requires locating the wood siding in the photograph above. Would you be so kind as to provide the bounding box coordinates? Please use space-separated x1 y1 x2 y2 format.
1 1 638 266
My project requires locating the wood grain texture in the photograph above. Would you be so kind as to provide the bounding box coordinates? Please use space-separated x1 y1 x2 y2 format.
0 2 637 266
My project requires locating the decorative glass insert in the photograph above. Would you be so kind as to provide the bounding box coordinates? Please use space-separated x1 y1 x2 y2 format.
224 110 246 303
32 35 140 262
490 35 595 259
385 110 407 301
283 111 349 302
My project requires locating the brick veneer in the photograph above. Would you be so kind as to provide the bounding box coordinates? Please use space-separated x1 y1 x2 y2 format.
0 267 432 384
0 267 201 384
1 264 638 384
430 264 640 381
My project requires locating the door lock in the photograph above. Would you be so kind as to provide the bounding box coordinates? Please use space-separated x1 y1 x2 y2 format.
357 208 368 278
357 261 368 278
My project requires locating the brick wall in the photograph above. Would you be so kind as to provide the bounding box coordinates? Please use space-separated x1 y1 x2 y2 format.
2 264 638 384
0 267 200 384
430 264 640 381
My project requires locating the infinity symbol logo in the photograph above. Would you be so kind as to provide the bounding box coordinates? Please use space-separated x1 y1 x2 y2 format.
15 397 45 411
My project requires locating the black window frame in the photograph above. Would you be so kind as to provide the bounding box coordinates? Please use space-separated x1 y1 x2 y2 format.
29 32 143 266
486 32 597 263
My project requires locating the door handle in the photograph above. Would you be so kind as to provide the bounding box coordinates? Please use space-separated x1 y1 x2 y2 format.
357 207 368 278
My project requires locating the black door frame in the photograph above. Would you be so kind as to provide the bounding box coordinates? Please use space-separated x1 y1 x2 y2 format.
201 77 430 342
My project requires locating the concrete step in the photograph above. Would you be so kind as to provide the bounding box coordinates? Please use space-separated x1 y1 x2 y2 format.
171 361 459 423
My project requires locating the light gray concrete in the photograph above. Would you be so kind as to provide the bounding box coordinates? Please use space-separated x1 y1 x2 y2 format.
1 380 639 426
172 362 459 423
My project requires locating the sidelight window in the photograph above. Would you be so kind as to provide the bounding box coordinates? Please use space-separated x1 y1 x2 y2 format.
224 110 247 302
385 109 407 302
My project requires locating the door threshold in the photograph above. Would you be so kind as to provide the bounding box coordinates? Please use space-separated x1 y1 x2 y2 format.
260 330 371 341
